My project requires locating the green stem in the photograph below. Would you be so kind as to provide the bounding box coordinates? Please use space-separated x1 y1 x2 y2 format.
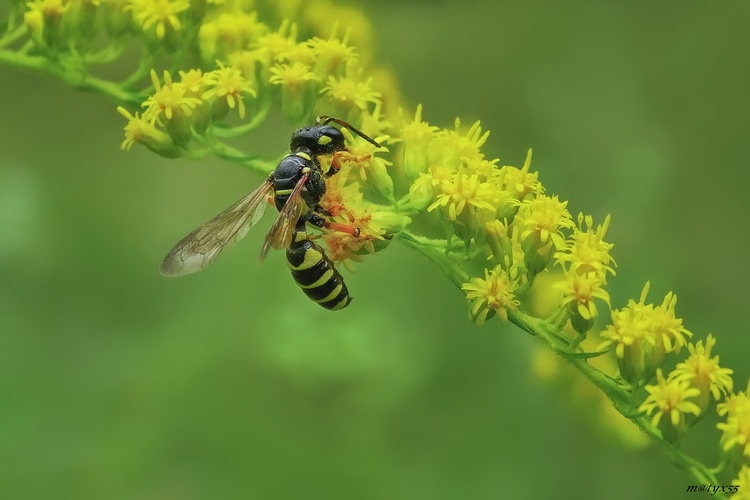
396 230 468 288
121 51 154 89
0 24 25 49
212 99 272 138
0 49 143 105
188 130 278 174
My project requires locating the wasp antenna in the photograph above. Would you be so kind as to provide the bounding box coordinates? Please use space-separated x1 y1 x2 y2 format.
316 115 381 148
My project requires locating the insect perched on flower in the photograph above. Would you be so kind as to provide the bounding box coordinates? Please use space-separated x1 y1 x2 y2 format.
160 116 381 310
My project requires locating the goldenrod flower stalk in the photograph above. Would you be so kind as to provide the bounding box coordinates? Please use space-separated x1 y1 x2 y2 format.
2 0 746 493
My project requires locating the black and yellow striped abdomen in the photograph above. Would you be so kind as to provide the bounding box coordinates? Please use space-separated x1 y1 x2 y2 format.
286 226 351 311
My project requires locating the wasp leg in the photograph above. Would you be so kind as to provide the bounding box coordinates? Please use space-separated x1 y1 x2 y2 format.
313 203 356 222
309 213 360 237
313 204 333 217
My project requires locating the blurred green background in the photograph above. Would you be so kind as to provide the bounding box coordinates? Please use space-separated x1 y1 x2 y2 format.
2 0 749 499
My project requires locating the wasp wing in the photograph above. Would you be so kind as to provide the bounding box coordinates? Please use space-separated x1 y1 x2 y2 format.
160 180 274 277
258 172 309 262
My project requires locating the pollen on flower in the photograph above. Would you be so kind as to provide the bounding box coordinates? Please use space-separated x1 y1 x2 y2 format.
203 62 256 118
672 334 734 404
554 270 611 322
431 118 490 169
127 0 189 38
308 28 358 74
462 266 520 324
320 231 361 272
465 157 500 183
598 286 659 361
650 289 693 353
501 149 541 201
317 168 389 271
252 20 298 66
143 69 202 121
321 71 381 111
117 106 176 157
598 282 693 384
515 194 574 250
717 391 750 458
555 213 616 282
399 104 439 148
718 389 750 418
320 169 363 216
347 202 386 248
269 62 320 88
118 106 155 150
638 369 702 428
320 204 385 272
513 199 561 269
428 171 496 221
331 128 393 200
418 164 454 192
178 69 210 97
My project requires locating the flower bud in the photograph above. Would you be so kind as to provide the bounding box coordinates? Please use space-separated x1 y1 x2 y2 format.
397 179 433 213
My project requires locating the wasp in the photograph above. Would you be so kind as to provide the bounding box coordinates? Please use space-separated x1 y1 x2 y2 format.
159 116 380 311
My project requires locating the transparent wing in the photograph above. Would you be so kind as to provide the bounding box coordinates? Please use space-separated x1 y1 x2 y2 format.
258 172 309 262
160 180 274 277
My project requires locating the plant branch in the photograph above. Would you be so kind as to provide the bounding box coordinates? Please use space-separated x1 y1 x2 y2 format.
0 49 144 105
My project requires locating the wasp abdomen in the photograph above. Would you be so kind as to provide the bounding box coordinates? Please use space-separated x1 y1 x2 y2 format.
286 229 351 311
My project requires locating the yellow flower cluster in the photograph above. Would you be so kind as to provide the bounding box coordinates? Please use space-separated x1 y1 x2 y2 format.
127 0 189 40
718 383 750 460
673 334 734 412
18 0 401 129
639 369 701 442
598 282 692 384
196 14 389 124
638 343 736 446
553 213 616 335
393 107 591 324
109 0 402 165
462 267 519 325
316 127 408 271
118 67 255 154
597 291 736 444
318 172 383 269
